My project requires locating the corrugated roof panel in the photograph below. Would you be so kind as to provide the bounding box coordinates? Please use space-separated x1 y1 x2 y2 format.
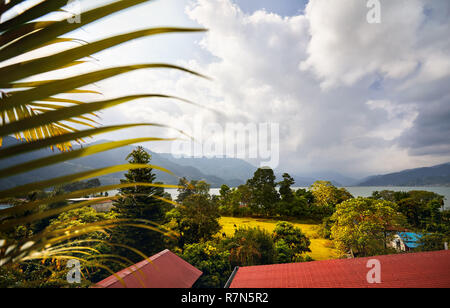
229 250 450 288
94 249 202 288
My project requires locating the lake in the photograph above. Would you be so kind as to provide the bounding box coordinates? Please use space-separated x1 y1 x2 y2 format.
164 186 450 209
0 204 12 210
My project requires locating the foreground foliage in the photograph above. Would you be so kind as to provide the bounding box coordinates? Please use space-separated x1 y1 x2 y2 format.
181 241 232 288
0 0 205 284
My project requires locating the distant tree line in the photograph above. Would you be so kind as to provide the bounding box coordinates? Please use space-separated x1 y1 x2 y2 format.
216 169 353 220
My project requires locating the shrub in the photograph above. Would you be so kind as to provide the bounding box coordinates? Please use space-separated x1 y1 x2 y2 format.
417 233 450 252
274 239 294 263
272 222 311 256
181 241 232 288
223 227 276 267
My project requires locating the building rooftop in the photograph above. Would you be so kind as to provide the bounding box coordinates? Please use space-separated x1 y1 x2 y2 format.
94 249 202 288
228 250 450 288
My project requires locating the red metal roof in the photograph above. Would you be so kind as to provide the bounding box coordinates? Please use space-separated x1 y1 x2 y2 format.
229 250 450 288
94 249 202 288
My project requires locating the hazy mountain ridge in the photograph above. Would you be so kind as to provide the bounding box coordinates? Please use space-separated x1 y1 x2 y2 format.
357 163 450 186
0 137 256 189
2 137 449 189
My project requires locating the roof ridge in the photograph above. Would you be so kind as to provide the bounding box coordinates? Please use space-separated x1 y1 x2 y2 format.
97 249 172 288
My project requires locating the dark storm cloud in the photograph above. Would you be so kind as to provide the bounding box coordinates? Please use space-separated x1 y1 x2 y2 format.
398 98 450 155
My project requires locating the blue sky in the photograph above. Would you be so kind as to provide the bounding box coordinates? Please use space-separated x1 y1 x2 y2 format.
234 0 307 16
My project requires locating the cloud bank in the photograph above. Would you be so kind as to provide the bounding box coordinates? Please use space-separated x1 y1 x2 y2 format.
102 0 450 177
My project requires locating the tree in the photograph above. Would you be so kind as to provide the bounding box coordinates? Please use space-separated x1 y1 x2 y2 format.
112 147 166 262
176 177 193 203
223 227 276 267
272 222 311 262
167 191 221 248
247 168 280 216
335 188 354 204
372 190 444 230
307 181 353 220
310 181 352 207
217 184 233 216
318 216 333 239
295 189 315 205
176 178 210 203
289 196 309 218
331 197 406 257
233 185 253 216
219 184 231 199
274 173 297 217
371 190 409 202
274 239 294 264
417 233 450 252
31 186 69 234
181 241 232 288
278 173 295 202
422 199 443 231
398 191 444 229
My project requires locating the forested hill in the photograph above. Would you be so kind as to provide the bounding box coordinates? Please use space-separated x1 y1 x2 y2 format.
357 163 450 186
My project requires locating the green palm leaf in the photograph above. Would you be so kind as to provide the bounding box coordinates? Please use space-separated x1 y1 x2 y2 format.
0 137 178 179
0 123 185 159
0 0 150 59
0 0 205 275
0 27 206 83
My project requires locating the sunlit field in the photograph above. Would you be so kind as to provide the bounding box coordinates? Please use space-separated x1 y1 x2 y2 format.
219 217 338 261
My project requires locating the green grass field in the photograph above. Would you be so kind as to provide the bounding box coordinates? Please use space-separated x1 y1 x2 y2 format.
219 216 338 261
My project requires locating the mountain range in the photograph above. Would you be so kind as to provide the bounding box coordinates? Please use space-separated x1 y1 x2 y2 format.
1 136 449 189
357 163 450 186
0 137 255 189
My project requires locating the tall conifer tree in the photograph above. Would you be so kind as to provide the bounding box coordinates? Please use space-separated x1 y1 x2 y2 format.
112 146 165 261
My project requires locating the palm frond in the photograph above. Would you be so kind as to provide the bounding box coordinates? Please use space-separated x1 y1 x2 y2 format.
0 0 206 274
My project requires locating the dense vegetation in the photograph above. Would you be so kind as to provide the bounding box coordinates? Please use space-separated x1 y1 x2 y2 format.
1 146 449 287
169 166 448 286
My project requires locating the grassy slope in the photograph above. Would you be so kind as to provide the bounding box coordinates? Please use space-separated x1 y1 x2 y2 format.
219 216 338 261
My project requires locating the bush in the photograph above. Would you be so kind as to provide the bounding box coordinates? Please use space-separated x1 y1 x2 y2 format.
272 222 311 256
318 216 333 239
166 193 221 247
417 233 450 252
223 227 276 267
180 241 232 288
274 239 294 263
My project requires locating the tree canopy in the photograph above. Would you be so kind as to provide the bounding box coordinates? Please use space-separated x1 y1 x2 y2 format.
331 197 406 257
246 168 280 216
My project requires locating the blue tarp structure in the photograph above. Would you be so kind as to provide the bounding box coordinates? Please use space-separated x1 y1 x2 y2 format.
398 232 423 248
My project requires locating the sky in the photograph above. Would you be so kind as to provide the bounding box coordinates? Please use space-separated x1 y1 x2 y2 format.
4 0 450 178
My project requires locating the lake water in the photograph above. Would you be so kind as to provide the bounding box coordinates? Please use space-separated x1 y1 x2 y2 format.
165 186 450 209
2 187 449 210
